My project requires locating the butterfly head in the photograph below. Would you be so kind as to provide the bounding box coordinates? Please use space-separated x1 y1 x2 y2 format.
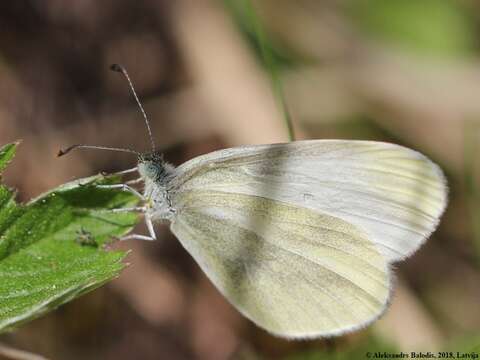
138 151 168 182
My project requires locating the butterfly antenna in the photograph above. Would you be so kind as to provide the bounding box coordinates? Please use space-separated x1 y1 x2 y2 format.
110 64 156 152
57 144 139 157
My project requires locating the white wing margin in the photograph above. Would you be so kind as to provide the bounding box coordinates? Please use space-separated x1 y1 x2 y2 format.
170 191 390 338
172 140 447 262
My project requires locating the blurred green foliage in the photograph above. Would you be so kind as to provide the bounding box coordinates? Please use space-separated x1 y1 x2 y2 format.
463 121 480 265
350 0 476 57
446 333 480 353
286 336 398 360
223 0 297 68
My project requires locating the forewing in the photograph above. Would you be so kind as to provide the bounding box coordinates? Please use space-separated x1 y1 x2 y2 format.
173 140 447 262
170 191 390 338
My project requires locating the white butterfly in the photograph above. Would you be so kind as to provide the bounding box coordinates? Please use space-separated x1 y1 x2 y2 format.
59 65 448 338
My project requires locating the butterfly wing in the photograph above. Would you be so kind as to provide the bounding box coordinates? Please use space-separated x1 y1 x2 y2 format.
172 140 447 262
170 190 390 338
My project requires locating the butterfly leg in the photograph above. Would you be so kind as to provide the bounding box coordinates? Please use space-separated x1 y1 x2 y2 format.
125 178 143 185
101 167 138 176
117 234 156 241
89 206 156 240
96 183 145 200
145 213 157 240
108 206 146 213
74 206 146 214
80 206 154 241
118 213 157 241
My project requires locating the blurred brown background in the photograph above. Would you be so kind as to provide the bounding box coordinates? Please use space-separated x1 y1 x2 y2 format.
0 0 479 359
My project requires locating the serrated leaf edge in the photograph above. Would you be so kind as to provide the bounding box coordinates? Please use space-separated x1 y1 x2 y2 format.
0 141 20 174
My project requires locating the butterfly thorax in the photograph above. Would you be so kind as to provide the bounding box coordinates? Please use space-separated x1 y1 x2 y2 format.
138 151 176 220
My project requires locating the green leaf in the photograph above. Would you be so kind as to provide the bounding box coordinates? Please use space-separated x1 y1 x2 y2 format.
0 142 139 332
0 141 18 174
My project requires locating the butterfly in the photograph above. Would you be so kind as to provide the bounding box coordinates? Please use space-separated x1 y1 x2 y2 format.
59 64 448 338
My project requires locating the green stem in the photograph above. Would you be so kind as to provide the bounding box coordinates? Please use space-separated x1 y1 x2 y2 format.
244 0 296 141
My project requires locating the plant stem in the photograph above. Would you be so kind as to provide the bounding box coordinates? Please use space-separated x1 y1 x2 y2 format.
244 0 296 141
